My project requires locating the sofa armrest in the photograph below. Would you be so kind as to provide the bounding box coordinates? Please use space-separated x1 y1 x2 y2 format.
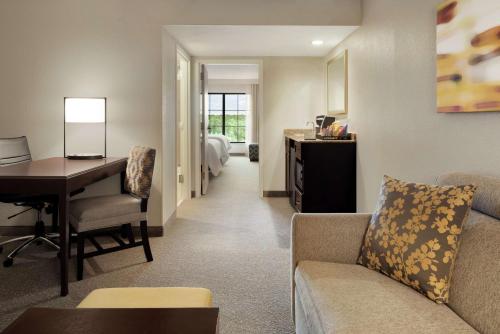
290 213 371 320
291 212 371 267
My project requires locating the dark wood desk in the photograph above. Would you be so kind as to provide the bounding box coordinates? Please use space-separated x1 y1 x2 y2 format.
0 157 127 296
1 307 219 334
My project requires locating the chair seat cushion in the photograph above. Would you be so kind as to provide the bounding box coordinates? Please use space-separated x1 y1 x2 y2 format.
295 261 478 334
69 194 145 232
77 287 213 308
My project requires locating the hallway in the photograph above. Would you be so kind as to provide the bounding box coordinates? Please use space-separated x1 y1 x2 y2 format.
175 156 295 333
0 156 296 334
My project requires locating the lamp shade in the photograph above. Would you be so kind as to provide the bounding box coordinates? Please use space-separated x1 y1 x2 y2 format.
65 98 106 123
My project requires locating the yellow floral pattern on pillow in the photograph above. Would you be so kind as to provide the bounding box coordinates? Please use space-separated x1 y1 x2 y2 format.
358 175 475 303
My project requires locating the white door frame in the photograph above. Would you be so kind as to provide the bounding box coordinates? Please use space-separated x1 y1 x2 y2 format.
199 64 209 195
191 58 264 197
176 47 191 205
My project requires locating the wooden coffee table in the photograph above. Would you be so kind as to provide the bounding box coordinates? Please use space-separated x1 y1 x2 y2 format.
1 307 219 334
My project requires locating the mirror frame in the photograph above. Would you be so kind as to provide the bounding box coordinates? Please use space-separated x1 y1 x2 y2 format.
326 49 348 116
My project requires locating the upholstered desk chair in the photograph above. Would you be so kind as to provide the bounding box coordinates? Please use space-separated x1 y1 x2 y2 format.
0 136 60 267
69 146 156 280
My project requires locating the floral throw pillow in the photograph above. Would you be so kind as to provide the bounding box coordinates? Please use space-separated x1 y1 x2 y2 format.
358 175 475 303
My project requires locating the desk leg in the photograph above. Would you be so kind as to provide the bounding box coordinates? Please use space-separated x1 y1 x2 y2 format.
58 192 69 296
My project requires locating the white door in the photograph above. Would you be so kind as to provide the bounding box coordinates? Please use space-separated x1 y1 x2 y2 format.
200 64 209 195
176 52 190 206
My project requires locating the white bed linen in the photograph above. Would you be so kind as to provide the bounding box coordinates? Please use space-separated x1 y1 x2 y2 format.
207 138 224 176
208 135 230 165
208 135 232 152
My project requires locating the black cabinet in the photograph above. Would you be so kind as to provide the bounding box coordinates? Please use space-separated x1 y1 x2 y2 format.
285 136 356 213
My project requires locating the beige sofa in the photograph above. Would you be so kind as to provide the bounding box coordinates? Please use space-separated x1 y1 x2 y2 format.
291 173 500 334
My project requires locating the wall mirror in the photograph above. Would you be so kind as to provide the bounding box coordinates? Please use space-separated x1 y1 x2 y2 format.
327 49 348 115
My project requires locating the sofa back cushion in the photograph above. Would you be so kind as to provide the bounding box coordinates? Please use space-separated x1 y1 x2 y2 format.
437 173 500 221
438 173 500 334
358 175 475 303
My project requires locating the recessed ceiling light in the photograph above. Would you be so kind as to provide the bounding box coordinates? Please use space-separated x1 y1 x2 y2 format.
312 40 324 46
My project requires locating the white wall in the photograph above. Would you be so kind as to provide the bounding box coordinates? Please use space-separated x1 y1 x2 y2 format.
262 57 325 191
0 1 164 227
328 0 500 212
162 31 179 224
0 0 361 228
207 80 252 97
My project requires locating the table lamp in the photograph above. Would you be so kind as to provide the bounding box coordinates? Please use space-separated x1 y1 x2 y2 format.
64 97 106 160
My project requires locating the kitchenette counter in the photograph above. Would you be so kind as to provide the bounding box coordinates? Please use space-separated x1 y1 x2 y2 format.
284 129 357 213
284 129 356 143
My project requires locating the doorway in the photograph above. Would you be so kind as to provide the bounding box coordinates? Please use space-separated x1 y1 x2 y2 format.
176 49 190 206
195 60 263 197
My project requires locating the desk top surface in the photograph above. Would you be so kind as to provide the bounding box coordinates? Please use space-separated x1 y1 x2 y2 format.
1 307 219 334
0 157 127 179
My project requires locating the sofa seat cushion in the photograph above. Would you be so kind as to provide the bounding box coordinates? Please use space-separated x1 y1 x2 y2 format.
69 194 146 232
295 261 478 334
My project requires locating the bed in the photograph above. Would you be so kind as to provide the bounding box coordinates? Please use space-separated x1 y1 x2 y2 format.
208 135 231 154
207 135 231 176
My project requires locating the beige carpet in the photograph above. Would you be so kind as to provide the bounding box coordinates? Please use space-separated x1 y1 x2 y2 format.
0 156 296 333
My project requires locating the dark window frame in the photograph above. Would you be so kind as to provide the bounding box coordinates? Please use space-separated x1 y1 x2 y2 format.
208 93 247 143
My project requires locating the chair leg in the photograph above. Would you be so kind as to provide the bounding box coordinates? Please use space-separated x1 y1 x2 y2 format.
68 235 72 259
51 204 58 233
140 221 153 262
0 235 34 247
6 237 37 259
38 236 60 251
125 223 135 245
76 234 85 281
120 224 128 239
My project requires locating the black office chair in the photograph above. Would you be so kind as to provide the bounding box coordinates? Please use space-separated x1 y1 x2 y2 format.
0 136 60 267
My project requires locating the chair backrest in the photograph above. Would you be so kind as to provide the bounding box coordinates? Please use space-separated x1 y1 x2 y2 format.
0 136 32 166
437 173 500 334
124 146 156 198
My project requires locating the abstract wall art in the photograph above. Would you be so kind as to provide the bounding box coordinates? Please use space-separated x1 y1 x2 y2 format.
437 0 500 113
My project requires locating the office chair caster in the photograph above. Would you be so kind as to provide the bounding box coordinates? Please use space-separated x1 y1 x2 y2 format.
3 257 13 267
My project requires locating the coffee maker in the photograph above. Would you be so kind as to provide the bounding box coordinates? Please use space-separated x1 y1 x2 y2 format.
315 115 336 137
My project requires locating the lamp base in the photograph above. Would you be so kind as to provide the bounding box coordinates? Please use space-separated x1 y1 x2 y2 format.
67 154 104 160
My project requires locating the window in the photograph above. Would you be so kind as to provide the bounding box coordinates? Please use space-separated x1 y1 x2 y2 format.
208 93 247 143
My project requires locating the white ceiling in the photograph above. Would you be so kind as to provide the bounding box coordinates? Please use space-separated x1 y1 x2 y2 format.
206 64 259 80
165 25 358 57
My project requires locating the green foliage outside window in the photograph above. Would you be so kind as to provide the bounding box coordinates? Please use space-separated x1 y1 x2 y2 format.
208 94 247 142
